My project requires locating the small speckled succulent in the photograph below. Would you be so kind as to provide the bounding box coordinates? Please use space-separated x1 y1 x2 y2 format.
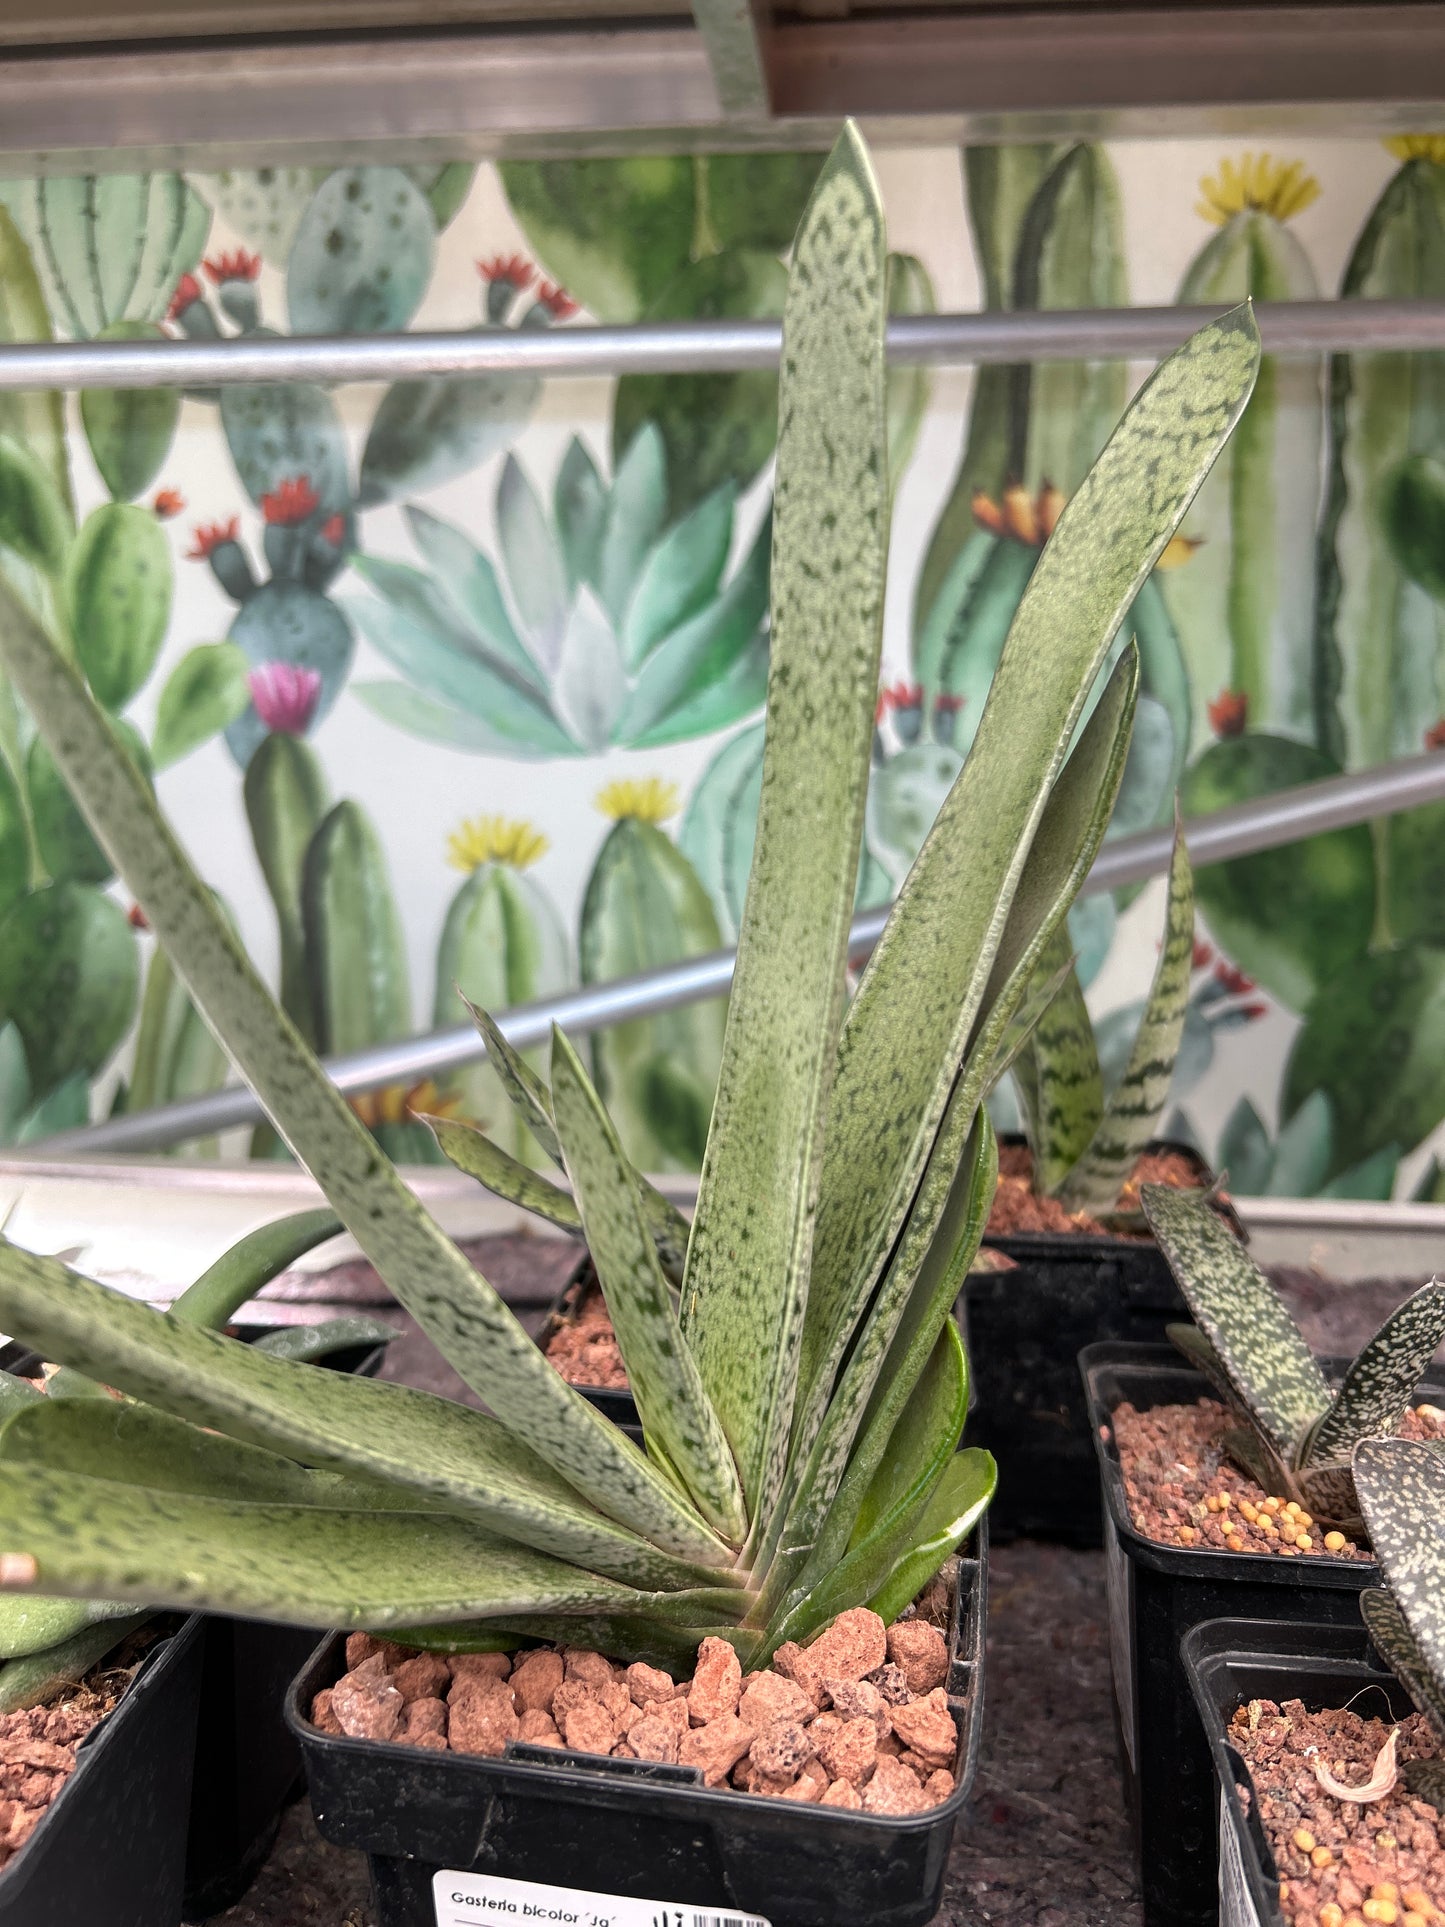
1144 1184 1445 1532
1354 1437 1445 1810
0 130 1259 1672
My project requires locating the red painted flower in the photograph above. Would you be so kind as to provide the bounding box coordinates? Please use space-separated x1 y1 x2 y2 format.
166 273 203 322
260 476 320 527
1426 719 1445 752
203 248 261 284
1239 1000 1268 1022
1192 938 1215 971
127 903 150 930
320 512 346 547
536 280 579 321
1214 959 1256 997
152 487 185 520
1208 689 1249 738
933 692 965 715
885 681 923 712
249 662 322 736
187 517 240 561
477 254 535 290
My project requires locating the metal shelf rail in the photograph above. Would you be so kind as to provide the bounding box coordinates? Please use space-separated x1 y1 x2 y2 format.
23 749 1445 1156
0 300 1444 390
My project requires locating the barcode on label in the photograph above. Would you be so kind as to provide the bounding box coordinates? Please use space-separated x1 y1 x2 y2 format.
692 1917 751 1926
433 1868 770 1927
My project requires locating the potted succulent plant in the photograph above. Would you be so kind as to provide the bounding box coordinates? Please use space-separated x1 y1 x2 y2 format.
1184 1437 1445 1927
1083 1184 1445 1927
0 1208 394 1919
0 125 1258 1927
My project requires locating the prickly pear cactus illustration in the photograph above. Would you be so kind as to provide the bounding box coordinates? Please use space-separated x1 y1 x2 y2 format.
1167 154 1324 745
286 167 435 336
348 429 771 757
1315 138 1445 767
432 815 569 1158
579 778 726 1173
66 502 172 711
0 882 138 1106
914 143 1124 646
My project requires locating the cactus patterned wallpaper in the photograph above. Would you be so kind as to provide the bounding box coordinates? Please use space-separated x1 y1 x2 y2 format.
0 139 1443 1194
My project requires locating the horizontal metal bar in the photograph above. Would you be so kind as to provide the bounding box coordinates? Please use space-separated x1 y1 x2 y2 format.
0 300 1443 392
26 747 1445 1158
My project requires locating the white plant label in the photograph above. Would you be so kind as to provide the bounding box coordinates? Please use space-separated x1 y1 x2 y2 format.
1217 1787 1265 1927
433 1870 771 1927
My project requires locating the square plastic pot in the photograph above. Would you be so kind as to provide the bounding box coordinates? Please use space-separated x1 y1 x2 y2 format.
1081 1341 1445 1927
961 1139 1213 1548
287 1526 987 1927
1182 1615 1412 1927
0 1614 204 1927
536 1252 642 1437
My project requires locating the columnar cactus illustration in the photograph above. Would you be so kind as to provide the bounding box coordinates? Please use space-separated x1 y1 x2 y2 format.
579 778 727 1173
1167 154 1325 745
432 814 569 1159
1315 137 1445 767
347 428 771 756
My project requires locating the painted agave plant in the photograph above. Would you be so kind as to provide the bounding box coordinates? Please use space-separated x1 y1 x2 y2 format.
1145 1184 1445 1531
0 130 1258 1668
1007 827 1195 1214
1354 1437 1445 1811
346 422 770 759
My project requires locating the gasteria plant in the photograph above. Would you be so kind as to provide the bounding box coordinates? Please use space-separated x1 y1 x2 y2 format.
0 129 1259 1668
1144 1183 1445 1531
1009 826 1195 1214
1353 1437 1445 1810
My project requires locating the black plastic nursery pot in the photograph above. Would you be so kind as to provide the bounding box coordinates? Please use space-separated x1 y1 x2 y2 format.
288 1526 987 1927
960 1138 1212 1548
0 1613 204 1927
537 1256 642 1437
1181 1615 1414 1927
1081 1342 1445 1927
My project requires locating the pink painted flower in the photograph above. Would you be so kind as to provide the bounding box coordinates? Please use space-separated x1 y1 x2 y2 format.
166 272 204 322
320 512 346 546
249 662 322 735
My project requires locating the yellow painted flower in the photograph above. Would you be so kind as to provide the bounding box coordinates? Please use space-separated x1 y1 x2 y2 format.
595 776 679 824
1196 153 1321 226
971 482 1199 568
446 814 548 873
1385 135 1445 165
349 1078 464 1129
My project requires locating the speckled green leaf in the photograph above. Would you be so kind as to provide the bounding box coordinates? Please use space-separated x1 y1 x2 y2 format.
1141 1182 1329 1464
865 1448 996 1629
550 1029 744 1544
1360 1588 1445 1746
1306 1281 1445 1469
769 1321 969 1651
1059 826 1194 1209
984 943 1078 1093
426 1112 581 1230
0 1611 149 1714
802 309 1259 1439
1167 1320 1254 1420
251 1318 397 1364
0 1461 645 1632
1355 1438 1445 1724
0 577 720 1568
170 1206 344 1328
1014 949 1102 1195
0 1237 725 1589
682 126 890 1526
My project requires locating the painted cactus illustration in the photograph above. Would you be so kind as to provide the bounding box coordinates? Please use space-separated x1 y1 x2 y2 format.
432 814 569 1160
1167 155 1324 745
915 142 1125 646
1315 137 1445 767
348 427 771 756
580 778 726 1173
1216 1088 1401 1200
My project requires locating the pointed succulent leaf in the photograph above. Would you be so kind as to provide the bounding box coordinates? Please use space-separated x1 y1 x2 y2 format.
1406 1760 1445 1808
0 1610 151 1715
554 436 607 592
1221 1424 1294 1500
425 1111 582 1231
0 579 717 1565
0 1462 648 1632
0 1241 727 1588
621 482 735 671
0 1592 131 1664
1058 826 1194 1210
250 1317 398 1364
1305 1281 1445 1469
1355 1439 1445 1737
549 1029 745 1543
1013 952 1103 1194
769 1330 972 1653
865 1447 996 1630
795 644 1140 1436
169 1205 344 1329
803 310 1260 1420
682 127 891 1527
1167 1320 1253 1418
1141 1183 1330 1465
596 424 669 629
403 506 540 688
0 1370 39 1421
983 941 1077 1093
495 455 569 671
1360 1589 1445 1744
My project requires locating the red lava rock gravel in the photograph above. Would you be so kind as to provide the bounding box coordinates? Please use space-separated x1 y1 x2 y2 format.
0 1659 133 1876
986 1144 1203 1239
309 1604 961 1813
1231 1695 1445 1926
1111 1396 1445 1559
